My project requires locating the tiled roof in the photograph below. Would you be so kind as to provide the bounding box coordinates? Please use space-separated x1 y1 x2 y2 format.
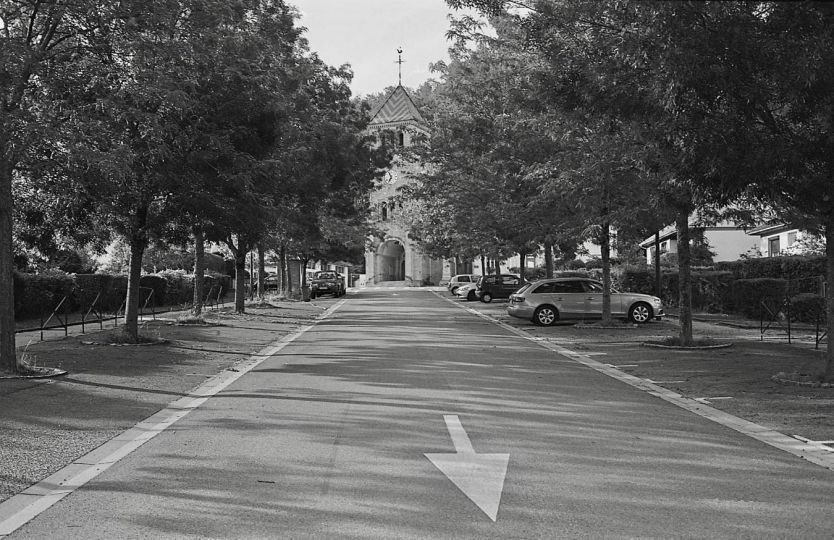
369 85 426 127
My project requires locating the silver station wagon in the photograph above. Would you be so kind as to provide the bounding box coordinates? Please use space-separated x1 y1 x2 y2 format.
507 277 664 326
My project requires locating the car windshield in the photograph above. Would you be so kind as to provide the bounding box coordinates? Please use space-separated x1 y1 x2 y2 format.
316 272 337 279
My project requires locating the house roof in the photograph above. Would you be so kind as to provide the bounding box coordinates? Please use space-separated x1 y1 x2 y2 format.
638 221 748 248
368 85 426 128
746 222 794 237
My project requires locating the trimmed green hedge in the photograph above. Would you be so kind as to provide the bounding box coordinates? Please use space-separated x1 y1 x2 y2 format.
789 293 826 324
715 256 825 281
730 278 788 319
13 272 76 320
13 271 231 321
618 268 736 313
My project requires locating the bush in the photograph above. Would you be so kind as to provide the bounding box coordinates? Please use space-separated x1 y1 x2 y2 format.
13 271 76 320
616 268 734 312
74 274 128 313
715 255 826 281
618 267 656 295
583 258 602 270
565 259 587 270
156 270 193 306
139 275 169 307
730 278 788 319
789 294 826 324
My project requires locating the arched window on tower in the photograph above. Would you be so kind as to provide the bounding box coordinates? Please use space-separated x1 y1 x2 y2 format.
381 203 388 221
398 131 405 146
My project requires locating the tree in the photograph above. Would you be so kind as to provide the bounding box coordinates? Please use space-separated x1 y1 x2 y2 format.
0 0 133 372
746 3 834 380
448 1 782 343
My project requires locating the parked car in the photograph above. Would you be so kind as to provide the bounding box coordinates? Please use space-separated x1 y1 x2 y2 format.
454 282 479 301
476 274 525 303
447 274 477 295
309 271 345 299
507 277 664 326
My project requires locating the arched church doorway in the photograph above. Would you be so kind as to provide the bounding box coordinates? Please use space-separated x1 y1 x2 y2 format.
378 239 405 281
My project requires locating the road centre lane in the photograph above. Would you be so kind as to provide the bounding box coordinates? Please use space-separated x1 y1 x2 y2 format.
12 290 834 539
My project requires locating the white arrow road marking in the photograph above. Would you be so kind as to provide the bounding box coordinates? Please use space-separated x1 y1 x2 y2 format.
425 415 509 522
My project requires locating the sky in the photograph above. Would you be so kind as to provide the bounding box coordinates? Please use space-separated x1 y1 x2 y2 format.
289 0 466 97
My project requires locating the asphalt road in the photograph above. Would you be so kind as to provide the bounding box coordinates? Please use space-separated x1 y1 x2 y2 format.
11 290 834 539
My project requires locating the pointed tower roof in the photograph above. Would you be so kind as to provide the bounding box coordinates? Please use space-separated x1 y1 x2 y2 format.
368 85 427 130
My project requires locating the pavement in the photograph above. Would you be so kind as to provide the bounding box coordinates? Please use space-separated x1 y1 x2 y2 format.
1 289 832 537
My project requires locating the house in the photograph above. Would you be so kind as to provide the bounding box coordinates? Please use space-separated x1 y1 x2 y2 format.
746 223 804 257
639 221 757 264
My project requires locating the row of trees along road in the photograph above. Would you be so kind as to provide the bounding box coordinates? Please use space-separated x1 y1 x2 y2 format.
404 1 833 380
0 0 391 374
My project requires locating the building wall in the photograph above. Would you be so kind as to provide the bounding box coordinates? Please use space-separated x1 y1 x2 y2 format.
759 229 801 257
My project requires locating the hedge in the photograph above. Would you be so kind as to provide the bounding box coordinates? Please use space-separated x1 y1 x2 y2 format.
730 278 788 319
715 256 826 281
789 293 826 324
13 271 231 321
13 271 76 320
617 268 735 312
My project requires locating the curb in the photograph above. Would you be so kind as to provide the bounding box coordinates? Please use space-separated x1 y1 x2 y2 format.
641 342 734 350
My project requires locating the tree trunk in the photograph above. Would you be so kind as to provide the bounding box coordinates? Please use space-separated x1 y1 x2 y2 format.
234 251 246 313
286 251 294 297
257 244 265 300
824 218 833 381
600 222 612 324
494 254 501 276
0 145 18 373
544 242 554 278
123 234 148 342
676 207 694 345
480 254 487 276
654 231 662 298
518 250 527 281
279 245 288 295
192 227 205 316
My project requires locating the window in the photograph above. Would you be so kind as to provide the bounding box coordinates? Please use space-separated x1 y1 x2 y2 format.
532 282 558 294
535 281 584 294
502 276 520 286
381 204 387 221
768 236 780 256
398 131 405 146
583 281 604 293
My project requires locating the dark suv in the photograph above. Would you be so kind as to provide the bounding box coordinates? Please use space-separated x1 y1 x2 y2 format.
476 274 525 303
310 271 345 299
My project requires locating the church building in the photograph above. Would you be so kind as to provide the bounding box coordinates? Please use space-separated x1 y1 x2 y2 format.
363 84 448 286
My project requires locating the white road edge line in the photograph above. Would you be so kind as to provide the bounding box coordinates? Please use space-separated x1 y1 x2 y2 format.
0 299 348 538
433 292 834 472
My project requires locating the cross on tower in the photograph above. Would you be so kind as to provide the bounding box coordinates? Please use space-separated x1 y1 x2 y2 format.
396 47 404 86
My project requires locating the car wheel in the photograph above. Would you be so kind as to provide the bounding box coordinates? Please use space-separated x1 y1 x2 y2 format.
481 292 493 303
628 302 653 323
533 305 558 326
466 290 477 301
450 286 459 295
